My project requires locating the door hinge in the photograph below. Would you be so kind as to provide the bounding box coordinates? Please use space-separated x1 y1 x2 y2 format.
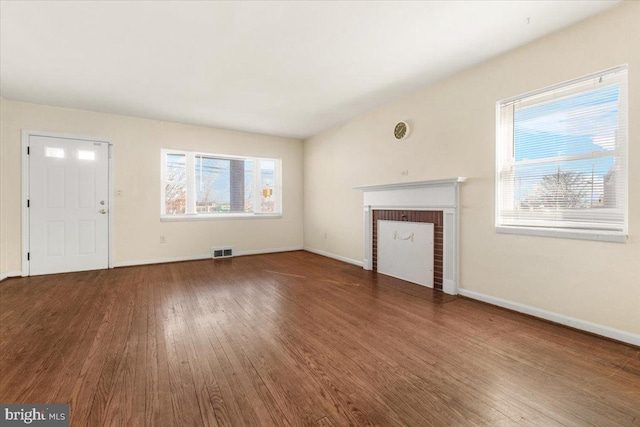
27 199 30 208
27 252 30 261
27 146 30 155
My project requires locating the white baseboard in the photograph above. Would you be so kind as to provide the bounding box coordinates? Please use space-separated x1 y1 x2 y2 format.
113 246 304 268
458 288 640 347
114 254 211 267
303 246 363 267
0 271 23 282
236 246 302 256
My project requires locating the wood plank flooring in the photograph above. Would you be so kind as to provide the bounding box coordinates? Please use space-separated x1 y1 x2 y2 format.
1 251 638 426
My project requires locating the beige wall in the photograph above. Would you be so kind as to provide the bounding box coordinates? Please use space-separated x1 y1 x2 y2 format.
304 2 640 335
0 98 303 272
0 97 10 275
1 2 638 337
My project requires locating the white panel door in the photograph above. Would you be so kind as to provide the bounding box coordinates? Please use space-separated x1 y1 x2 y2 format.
29 135 109 275
377 220 434 288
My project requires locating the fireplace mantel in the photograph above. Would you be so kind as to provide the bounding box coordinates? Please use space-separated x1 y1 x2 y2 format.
355 177 467 295
353 177 467 192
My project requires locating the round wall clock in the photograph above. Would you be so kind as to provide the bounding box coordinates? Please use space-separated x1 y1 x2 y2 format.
394 121 410 140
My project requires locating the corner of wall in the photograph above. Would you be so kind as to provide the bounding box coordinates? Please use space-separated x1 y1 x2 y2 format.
0 96 9 277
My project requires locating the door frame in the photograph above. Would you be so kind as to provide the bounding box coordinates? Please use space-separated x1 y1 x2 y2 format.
21 130 114 276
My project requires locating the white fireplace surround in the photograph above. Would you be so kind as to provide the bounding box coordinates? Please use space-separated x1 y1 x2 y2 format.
354 177 467 295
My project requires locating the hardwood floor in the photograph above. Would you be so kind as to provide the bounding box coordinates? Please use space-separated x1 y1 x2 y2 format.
1 251 638 426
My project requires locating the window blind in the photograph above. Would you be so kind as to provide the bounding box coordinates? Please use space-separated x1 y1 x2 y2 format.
496 66 628 237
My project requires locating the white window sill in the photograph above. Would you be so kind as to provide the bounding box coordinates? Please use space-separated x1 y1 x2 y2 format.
496 226 627 243
161 213 282 222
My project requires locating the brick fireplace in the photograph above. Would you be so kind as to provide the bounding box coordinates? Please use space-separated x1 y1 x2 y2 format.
355 178 467 295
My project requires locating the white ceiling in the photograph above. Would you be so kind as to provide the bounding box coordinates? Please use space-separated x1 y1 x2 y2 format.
0 1 621 139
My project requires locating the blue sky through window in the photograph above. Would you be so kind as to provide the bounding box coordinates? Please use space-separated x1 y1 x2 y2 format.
512 84 620 207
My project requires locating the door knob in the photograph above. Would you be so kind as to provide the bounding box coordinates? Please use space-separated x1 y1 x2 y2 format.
99 209 108 214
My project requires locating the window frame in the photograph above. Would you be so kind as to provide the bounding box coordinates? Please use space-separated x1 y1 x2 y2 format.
495 66 628 243
160 148 282 221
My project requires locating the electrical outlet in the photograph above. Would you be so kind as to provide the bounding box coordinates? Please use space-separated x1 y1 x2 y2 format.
160 236 165 244
401 170 409 176
115 189 123 197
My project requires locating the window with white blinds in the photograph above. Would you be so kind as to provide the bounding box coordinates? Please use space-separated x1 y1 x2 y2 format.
496 66 628 242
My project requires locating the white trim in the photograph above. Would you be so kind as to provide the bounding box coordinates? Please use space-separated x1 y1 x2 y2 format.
496 225 627 243
354 177 467 192
458 288 640 347
443 207 457 295
499 65 628 105
21 130 115 276
358 205 457 211
21 129 112 144
0 271 22 282
113 246 303 268
114 254 212 268
108 144 115 268
21 132 29 276
160 213 283 222
303 246 364 267
363 206 372 269
235 246 302 256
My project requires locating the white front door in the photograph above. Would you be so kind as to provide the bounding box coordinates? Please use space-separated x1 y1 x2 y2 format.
28 135 110 275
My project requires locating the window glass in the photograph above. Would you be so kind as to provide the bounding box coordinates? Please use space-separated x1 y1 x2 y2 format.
165 153 187 215
259 160 276 213
78 150 96 161
162 150 281 218
45 147 65 158
244 160 254 212
511 85 620 214
196 156 231 213
496 66 627 241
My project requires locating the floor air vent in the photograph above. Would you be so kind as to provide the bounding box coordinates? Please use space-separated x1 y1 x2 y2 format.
211 247 234 259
